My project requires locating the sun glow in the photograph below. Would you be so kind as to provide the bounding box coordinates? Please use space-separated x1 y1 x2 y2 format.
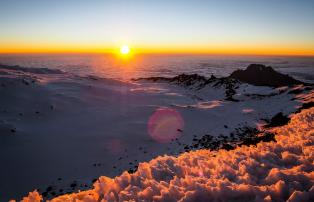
120 45 130 55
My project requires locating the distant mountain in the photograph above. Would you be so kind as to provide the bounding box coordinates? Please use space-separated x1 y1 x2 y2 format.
229 64 304 87
0 64 63 74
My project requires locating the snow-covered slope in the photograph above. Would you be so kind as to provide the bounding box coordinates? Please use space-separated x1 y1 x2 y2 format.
1 64 313 201
18 95 314 202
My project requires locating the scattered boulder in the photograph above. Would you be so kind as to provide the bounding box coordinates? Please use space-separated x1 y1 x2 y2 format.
295 102 314 113
0 123 16 134
265 112 290 127
70 182 77 189
221 143 234 151
240 132 276 146
46 186 53 192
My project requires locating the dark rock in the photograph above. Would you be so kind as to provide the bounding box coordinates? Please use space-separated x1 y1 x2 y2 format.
22 79 30 85
225 96 239 102
296 102 314 113
213 78 240 101
221 144 234 151
229 64 303 87
288 88 304 94
134 74 209 87
244 92 279 99
183 126 276 153
70 182 77 188
265 112 290 127
46 186 52 192
134 73 240 101
240 132 276 147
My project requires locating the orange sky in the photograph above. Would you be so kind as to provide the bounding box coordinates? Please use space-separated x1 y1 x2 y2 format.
1 1 314 56
1 43 313 56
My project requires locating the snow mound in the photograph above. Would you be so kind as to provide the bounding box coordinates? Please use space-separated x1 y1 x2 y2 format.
18 105 314 202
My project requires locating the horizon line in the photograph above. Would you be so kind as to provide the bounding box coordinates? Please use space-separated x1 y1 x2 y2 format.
0 51 314 58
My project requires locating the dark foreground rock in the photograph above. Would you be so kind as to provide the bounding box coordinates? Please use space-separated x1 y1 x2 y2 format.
229 64 304 87
265 112 291 128
296 102 314 113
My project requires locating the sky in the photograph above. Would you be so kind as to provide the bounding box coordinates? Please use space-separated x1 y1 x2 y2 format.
0 0 313 55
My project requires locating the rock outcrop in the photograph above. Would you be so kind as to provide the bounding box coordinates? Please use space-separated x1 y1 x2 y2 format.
229 64 303 87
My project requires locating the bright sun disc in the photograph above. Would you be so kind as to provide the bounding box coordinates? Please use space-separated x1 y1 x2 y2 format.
120 45 130 55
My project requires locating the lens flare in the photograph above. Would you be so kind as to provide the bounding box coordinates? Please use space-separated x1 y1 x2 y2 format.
104 138 124 154
148 108 184 143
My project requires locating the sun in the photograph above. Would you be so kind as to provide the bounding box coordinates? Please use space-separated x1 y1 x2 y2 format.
120 45 130 55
